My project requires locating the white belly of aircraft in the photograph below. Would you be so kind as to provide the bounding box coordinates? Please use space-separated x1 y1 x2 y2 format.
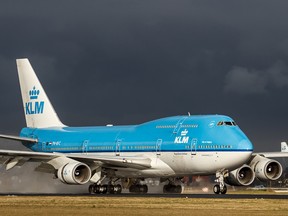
82 151 252 178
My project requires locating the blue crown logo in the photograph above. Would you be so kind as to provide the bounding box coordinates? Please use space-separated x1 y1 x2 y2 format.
181 129 188 136
29 86 40 100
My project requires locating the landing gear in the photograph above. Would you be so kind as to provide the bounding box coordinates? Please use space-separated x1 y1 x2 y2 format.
214 169 228 194
213 184 227 194
88 184 122 194
162 178 183 194
88 176 123 194
108 184 122 194
163 184 182 193
123 178 148 194
129 184 148 194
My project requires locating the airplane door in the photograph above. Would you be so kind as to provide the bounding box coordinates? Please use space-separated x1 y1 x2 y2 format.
156 139 162 156
82 140 89 154
42 142 46 152
115 139 121 156
191 138 197 155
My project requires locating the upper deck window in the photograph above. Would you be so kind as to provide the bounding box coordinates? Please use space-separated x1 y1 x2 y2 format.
217 121 237 126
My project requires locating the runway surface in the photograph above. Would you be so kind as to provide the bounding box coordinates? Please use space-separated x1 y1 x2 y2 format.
0 193 287 199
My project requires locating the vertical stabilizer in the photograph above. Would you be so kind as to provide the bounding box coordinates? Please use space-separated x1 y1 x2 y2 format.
281 142 288 152
16 58 65 128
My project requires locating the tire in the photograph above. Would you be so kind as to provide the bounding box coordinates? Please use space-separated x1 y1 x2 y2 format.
94 185 100 194
88 185 94 194
102 185 108 194
115 184 122 194
175 185 182 194
163 185 168 193
142 185 148 194
213 184 220 194
129 185 136 193
220 185 227 194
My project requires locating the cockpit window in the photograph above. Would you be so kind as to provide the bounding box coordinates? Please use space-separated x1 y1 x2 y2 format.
217 121 224 126
217 121 237 126
224 121 233 126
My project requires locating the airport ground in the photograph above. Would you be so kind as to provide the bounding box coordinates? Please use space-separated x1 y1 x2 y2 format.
0 194 287 216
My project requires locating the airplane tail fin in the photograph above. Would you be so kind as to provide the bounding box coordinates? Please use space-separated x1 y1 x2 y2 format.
16 58 65 128
281 142 288 152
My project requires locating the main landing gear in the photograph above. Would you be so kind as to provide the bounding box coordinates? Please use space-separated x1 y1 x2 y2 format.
129 184 148 193
163 178 183 194
89 184 122 194
163 184 182 193
213 169 228 194
127 178 148 194
88 176 122 194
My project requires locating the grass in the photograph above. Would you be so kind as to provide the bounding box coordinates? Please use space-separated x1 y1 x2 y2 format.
0 196 287 216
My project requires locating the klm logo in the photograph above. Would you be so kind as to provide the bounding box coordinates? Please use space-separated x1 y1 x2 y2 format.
25 86 45 115
174 129 189 144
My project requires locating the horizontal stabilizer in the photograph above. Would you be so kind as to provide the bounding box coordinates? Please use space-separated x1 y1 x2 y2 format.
0 134 38 143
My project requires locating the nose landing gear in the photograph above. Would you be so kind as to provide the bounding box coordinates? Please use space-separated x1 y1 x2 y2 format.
213 169 229 194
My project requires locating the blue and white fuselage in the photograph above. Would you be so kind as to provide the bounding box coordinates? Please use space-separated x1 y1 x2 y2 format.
20 115 253 177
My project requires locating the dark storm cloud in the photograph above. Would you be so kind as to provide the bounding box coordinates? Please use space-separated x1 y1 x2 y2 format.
0 1 288 152
224 61 288 94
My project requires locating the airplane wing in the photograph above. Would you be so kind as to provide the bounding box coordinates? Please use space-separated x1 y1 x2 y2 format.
0 149 151 171
253 152 288 157
67 154 151 169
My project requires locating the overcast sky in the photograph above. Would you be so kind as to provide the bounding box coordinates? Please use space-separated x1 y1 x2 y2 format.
1 1 288 152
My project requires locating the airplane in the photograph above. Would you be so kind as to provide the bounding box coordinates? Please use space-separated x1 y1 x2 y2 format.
0 58 287 195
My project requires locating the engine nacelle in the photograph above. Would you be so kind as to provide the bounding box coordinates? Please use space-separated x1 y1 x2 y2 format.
225 165 255 186
250 155 282 181
57 162 91 185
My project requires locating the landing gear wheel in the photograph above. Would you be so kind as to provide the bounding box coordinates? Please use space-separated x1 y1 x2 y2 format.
213 184 220 194
163 184 182 194
102 184 108 194
93 185 108 194
139 185 148 193
94 185 100 194
175 185 182 193
88 185 94 194
113 184 122 194
129 184 148 194
214 169 229 195
220 185 227 194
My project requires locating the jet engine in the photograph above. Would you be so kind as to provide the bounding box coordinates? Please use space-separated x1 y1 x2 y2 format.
57 162 91 184
249 155 282 181
225 165 255 186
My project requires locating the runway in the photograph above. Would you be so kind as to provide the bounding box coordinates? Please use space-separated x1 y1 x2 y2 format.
0 193 287 199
